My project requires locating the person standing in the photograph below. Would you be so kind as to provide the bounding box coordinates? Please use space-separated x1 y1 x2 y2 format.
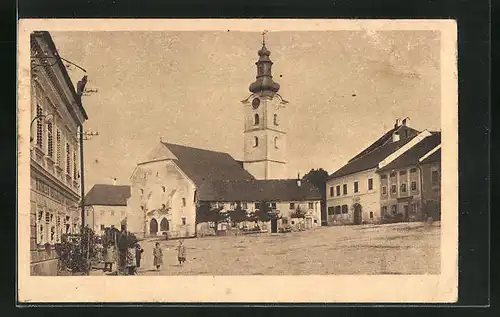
153 242 163 271
135 243 144 272
126 244 137 275
104 242 116 272
177 240 186 266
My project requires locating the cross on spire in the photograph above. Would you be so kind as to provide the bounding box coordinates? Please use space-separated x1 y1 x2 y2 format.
262 30 268 46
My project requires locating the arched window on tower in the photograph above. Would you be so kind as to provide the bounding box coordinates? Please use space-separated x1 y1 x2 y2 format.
254 136 259 147
254 114 259 125
274 114 278 126
274 136 279 149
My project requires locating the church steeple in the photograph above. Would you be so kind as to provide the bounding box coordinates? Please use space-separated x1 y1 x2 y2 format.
249 31 280 94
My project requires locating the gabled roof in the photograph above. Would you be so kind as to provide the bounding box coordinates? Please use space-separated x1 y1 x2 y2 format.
348 125 420 163
84 184 131 206
198 179 322 202
328 135 417 180
162 142 254 187
420 147 441 165
377 132 441 172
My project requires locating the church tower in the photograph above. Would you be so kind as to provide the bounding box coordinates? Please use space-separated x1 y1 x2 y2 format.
241 33 288 180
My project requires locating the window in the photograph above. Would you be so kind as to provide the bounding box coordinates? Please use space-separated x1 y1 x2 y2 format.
56 129 61 166
308 202 314 209
100 224 105 230
327 206 334 215
254 136 259 147
65 143 71 175
411 181 417 191
400 183 407 193
289 202 295 209
140 189 144 196
399 170 407 176
329 187 334 197
291 221 295 225
254 203 259 209
273 114 279 126
380 174 387 180
353 181 359 193
410 168 417 173
411 203 417 213
370 212 374 219
382 186 387 195
431 170 439 185
271 202 277 209
335 206 341 215
162 186 166 192
73 150 77 179
368 178 373 190
381 206 388 216
86 210 89 217
36 105 43 147
242 202 248 209
314 219 318 224
274 137 279 149
336 185 340 196
47 122 53 158
391 205 397 215
182 198 186 207
341 205 348 214
181 217 186 225
282 217 288 224
390 185 397 194
229 202 236 210
254 113 260 125
343 184 347 195
111 210 115 216
390 171 396 177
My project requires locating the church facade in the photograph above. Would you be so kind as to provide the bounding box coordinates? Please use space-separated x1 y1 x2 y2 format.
126 38 322 238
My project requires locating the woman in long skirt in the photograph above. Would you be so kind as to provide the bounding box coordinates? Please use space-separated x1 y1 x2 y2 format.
153 242 163 270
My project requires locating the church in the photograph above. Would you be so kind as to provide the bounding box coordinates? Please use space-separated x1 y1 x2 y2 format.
126 36 322 239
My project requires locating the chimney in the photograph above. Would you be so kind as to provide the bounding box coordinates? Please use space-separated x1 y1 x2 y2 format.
392 131 400 142
394 118 400 129
297 173 301 187
402 117 410 127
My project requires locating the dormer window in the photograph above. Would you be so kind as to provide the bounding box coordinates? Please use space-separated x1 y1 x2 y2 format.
254 113 260 125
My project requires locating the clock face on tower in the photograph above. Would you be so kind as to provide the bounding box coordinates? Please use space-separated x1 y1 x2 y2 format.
252 98 260 109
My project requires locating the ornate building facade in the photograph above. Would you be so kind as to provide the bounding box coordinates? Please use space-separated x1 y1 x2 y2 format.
30 31 88 275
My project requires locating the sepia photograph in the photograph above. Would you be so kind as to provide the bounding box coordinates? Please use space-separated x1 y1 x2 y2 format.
17 19 458 303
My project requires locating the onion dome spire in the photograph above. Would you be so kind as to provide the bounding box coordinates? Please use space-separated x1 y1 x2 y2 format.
249 31 280 94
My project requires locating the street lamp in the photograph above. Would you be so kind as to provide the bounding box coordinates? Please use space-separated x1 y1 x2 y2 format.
30 113 54 143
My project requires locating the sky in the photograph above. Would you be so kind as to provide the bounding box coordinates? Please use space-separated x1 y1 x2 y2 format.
50 30 441 193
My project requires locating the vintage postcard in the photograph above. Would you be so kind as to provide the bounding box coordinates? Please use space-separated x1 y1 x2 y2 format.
17 19 458 303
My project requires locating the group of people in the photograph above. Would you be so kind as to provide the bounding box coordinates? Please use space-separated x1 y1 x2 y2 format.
103 238 187 275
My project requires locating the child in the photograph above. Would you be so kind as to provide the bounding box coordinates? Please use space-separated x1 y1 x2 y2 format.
153 242 163 270
126 244 137 275
135 243 144 270
104 242 116 272
177 240 186 266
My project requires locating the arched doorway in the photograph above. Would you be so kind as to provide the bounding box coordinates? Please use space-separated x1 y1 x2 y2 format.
160 218 169 231
353 204 362 225
149 218 158 236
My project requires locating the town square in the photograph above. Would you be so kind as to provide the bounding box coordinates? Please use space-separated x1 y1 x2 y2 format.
27 28 442 277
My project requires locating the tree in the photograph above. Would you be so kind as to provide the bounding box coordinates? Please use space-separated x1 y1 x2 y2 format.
290 204 307 219
196 202 229 233
229 202 248 224
249 201 280 223
302 168 329 224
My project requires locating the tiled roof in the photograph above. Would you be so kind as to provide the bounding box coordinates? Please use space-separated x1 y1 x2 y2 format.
162 142 255 187
377 133 441 172
198 179 322 202
348 126 420 163
328 135 417 180
84 184 131 206
420 147 441 165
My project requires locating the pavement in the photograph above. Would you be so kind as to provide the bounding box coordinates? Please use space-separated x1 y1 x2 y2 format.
90 222 440 276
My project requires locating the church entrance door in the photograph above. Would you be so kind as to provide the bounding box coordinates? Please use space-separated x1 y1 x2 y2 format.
150 218 158 236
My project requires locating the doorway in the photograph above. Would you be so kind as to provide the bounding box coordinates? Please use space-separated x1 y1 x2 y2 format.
160 218 169 231
270 219 278 233
353 204 362 225
149 218 158 236
403 205 409 221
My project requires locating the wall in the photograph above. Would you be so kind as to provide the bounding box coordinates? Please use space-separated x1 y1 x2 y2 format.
127 160 196 239
420 161 441 219
378 166 423 222
85 205 127 235
326 168 380 225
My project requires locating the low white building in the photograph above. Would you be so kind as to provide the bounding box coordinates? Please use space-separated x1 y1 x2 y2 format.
83 184 130 235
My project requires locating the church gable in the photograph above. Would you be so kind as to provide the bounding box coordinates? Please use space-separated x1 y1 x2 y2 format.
142 142 179 163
